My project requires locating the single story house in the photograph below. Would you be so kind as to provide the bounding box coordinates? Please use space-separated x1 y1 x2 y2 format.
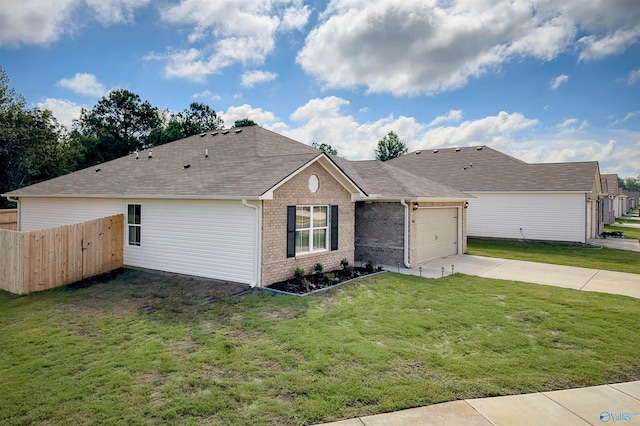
389 146 604 243
600 174 617 225
3 127 469 287
601 174 629 218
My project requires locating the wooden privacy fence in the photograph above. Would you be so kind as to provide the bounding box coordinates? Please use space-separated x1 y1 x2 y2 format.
0 214 124 295
0 209 17 231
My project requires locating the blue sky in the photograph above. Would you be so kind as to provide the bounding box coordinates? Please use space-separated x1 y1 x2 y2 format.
1 0 639 178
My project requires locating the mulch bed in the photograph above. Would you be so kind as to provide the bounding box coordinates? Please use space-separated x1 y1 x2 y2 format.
266 267 379 295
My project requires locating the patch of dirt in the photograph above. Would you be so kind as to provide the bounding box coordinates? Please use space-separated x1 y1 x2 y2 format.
56 268 251 319
266 267 378 295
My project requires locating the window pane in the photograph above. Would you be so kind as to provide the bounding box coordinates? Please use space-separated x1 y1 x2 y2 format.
313 206 327 227
296 230 309 253
313 229 326 250
296 206 310 229
128 225 141 246
128 204 141 225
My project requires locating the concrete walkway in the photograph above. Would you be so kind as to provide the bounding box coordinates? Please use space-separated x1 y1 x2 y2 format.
382 253 640 299
317 381 640 425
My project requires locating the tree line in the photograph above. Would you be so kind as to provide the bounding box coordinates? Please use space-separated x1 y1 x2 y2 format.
0 66 256 208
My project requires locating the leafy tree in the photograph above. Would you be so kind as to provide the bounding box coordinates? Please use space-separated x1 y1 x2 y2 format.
75 89 163 167
374 131 407 161
0 66 80 207
232 118 258 128
148 102 224 146
620 176 640 192
316 143 338 155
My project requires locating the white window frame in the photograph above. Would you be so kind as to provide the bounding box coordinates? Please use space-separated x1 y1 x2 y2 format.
295 205 328 255
127 204 142 246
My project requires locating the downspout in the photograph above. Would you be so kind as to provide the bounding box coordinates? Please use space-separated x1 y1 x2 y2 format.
242 199 262 288
399 199 411 268
585 193 588 244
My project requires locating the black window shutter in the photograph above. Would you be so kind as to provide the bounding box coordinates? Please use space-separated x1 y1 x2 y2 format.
331 205 339 251
287 206 296 258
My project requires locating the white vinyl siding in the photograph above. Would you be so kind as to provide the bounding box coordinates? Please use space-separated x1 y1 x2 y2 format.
20 197 122 231
466 192 586 243
414 208 459 263
19 197 257 285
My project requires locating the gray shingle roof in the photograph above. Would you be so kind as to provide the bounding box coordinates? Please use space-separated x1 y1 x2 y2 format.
6 127 323 198
332 157 469 199
601 174 620 196
5 126 467 200
388 146 599 192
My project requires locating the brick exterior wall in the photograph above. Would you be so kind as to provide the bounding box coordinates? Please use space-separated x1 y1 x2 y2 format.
355 201 468 268
261 162 355 286
354 202 404 266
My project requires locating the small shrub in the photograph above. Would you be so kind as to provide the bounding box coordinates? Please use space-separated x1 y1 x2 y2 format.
294 268 305 279
325 273 336 284
302 278 311 293
314 263 324 274
365 260 376 272
340 258 349 269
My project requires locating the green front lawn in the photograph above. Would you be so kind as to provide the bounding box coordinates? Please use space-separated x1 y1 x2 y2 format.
607 224 640 240
1 271 639 425
468 238 640 274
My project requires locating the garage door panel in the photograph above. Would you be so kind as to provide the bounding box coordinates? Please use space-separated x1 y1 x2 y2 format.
415 208 458 264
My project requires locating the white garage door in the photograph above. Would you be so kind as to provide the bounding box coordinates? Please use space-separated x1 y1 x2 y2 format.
415 208 458 264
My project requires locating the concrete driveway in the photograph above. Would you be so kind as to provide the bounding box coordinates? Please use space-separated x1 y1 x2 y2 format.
383 254 640 299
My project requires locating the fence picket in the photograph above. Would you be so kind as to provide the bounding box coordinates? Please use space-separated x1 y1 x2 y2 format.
0 214 124 295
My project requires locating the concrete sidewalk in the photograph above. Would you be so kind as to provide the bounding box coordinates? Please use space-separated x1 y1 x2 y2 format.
382 254 640 299
317 381 640 425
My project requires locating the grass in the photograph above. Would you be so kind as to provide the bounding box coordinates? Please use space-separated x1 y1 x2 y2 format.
1 269 639 425
607 224 640 240
467 238 640 274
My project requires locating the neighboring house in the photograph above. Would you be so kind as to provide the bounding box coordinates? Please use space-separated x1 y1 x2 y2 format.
601 174 628 218
623 191 639 210
389 146 604 243
3 127 468 287
600 176 615 225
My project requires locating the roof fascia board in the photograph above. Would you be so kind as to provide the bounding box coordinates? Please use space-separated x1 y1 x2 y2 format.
466 190 590 194
354 196 469 202
261 154 367 200
2 194 262 200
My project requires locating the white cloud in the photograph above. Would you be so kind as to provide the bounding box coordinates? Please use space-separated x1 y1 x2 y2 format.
416 111 539 150
0 0 149 46
0 0 78 45
578 25 640 61
428 110 463 127
36 98 83 128
84 0 150 24
192 90 221 101
297 0 640 96
154 0 310 81
57 73 107 97
550 74 569 90
628 69 640 85
556 118 589 132
611 111 640 126
220 104 286 131
241 70 278 88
